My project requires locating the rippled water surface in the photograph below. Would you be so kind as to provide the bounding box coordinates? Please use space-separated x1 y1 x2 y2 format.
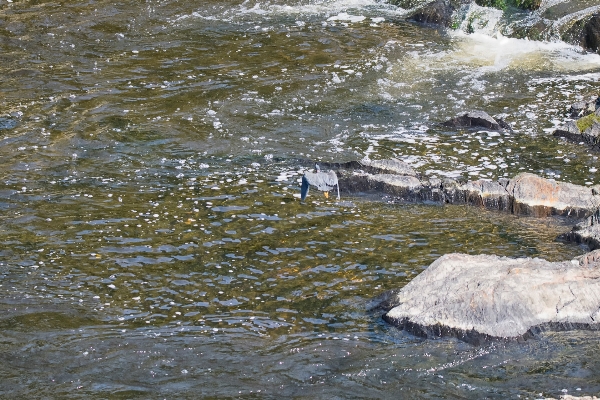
1 0 600 398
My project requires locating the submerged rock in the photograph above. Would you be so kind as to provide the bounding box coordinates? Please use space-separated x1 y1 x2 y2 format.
381 252 600 344
442 110 503 131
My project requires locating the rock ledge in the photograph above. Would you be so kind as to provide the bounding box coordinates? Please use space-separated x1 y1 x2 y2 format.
381 252 600 344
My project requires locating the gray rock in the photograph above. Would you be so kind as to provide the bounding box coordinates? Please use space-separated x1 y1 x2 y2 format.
382 253 600 343
456 179 511 210
0 117 18 130
569 101 589 118
560 209 600 250
553 120 581 142
320 158 417 177
443 110 501 130
584 122 600 144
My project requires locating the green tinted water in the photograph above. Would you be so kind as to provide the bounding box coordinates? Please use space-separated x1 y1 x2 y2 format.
1 0 600 398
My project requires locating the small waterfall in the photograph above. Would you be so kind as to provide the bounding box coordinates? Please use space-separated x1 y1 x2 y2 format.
392 0 600 52
453 3 505 36
506 0 600 45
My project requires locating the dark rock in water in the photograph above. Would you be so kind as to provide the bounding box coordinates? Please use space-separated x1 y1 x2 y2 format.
563 13 600 54
553 121 581 142
381 252 600 344
560 210 600 250
584 122 600 145
582 13 600 54
443 110 502 130
337 161 600 218
406 0 455 27
570 100 592 118
554 110 600 148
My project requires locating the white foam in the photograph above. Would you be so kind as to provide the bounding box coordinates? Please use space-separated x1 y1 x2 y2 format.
172 0 404 24
327 12 366 23
448 31 600 73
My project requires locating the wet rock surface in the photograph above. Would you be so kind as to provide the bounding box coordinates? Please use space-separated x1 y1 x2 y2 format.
405 0 455 27
330 159 600 218
560 210 600 250
563 12 600 54
379 252 600 344
442 110 504 131
553 99 600 148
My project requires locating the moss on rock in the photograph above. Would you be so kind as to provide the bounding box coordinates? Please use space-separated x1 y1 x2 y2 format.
576 113 600 133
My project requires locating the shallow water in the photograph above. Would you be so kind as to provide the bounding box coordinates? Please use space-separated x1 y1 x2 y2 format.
1 0 600 398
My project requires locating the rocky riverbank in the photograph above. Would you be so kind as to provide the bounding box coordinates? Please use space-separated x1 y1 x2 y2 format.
391 0 600 55
322 158 600 219
376 251 600 344
317 157 600 342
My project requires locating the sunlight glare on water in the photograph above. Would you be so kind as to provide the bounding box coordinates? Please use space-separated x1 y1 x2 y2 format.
1 0 600 397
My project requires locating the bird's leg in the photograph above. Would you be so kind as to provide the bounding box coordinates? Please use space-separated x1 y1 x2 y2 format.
324 191 329 199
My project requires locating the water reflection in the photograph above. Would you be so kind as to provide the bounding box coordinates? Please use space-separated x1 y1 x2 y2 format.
2 0 600 397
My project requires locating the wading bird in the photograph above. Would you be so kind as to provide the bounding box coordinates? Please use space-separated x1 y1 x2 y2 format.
301 164 340 201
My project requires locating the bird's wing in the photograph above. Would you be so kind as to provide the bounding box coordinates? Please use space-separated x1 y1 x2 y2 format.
304 171 338 192
301 175 310 201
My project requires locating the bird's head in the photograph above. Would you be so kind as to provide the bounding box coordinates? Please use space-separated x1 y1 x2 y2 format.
315 163 320 172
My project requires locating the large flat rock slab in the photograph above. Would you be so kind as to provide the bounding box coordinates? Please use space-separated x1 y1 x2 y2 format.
382 253 600 344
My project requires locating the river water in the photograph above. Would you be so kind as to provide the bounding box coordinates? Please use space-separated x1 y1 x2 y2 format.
1 0 600 398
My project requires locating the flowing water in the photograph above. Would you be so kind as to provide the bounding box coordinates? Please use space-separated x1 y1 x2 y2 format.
1 0 600 398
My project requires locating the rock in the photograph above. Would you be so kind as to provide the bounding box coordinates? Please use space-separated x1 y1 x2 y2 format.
443 110 502 130
575 249 600 266
506 173 600 218
582 13 600 54
381 252 600 344
554 112 600 147
559 209 600 250
320 158 417 177
456 179 511 210
563 13 600 54
584 122 600 145
406 0 455 27
338 163 600 218
553 120 582 142
359 158 417 176
570 101 591 118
